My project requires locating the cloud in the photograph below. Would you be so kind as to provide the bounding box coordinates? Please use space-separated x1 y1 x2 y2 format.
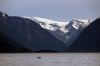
0 0 94 8
0 0 99 21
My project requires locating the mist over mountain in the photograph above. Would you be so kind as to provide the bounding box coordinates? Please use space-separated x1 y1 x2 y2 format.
66 18 100 52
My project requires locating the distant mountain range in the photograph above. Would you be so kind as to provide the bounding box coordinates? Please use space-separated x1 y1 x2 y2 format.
0 11 67 52
66 18 100 52
0 11 100 53
26 17 92 46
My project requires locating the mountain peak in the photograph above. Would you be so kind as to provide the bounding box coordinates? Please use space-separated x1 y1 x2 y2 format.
69 19 92 29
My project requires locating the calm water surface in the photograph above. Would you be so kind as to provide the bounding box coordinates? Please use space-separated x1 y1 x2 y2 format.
0 53 100 66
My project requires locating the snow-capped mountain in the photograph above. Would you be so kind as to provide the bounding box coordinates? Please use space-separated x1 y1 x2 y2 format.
25 17 69 33
25 17 92 46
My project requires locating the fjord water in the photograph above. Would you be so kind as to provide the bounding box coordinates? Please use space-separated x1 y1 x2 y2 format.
0 53 100 66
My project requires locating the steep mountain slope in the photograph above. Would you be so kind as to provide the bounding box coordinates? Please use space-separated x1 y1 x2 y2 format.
0 11 67 52
0 33 33 53
26 17 92 46
65 19 92 46
66 18 100 52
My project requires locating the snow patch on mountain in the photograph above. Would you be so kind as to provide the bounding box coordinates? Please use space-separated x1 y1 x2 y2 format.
25 17 69 33
2 13 7 19
70 19 92 29
25 17 92 33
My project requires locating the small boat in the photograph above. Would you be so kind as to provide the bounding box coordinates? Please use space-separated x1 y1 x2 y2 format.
37 57 41 59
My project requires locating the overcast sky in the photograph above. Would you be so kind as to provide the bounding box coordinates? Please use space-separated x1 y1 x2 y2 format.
0 0 100 21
